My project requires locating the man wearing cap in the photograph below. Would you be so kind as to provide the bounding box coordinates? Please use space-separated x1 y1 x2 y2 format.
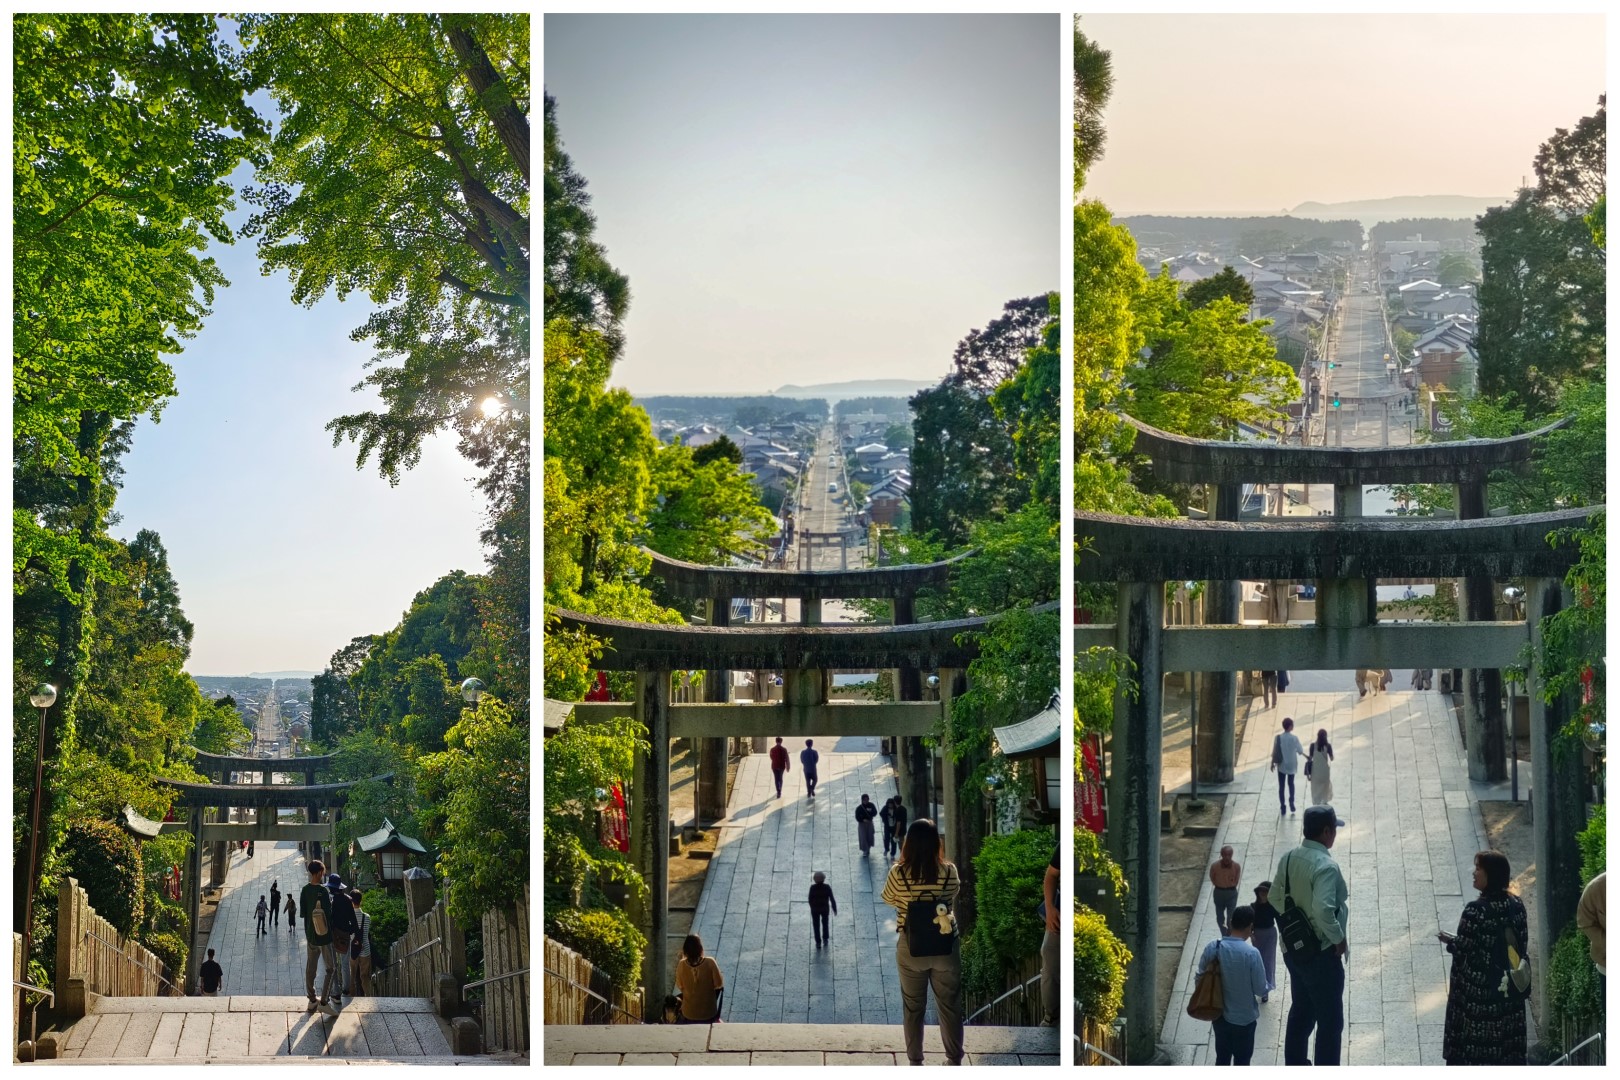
1275 805 1349 1066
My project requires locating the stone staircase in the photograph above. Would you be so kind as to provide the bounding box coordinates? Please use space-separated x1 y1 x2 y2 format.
35 995 511 1064
543 1022 1059 1065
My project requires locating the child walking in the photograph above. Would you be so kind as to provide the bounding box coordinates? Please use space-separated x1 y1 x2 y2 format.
809 871 838 949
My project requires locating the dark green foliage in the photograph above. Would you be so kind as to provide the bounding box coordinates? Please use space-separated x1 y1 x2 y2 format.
543 89 625 352
1073 19 1113 190
1118 215 1362 250
966 830 1053 990
691 435 742 467
1368 218 1479 245
831 396 908 421
1182 266 1256 311
1532 94 1605 218
1577 805 1604 885
1475 190 1605 411
547 906 646 990
909 381 1016 546
311 637 371 744
638 396 829 425
62 819 144 936
361 890 409 958
1545 924 1603 1054
142 929 186 988
1074 903 1130 1025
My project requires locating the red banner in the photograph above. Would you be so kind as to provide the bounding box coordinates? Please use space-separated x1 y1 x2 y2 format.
1078 733 1106 834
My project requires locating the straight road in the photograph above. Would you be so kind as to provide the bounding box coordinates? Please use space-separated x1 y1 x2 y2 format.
795 424 862 572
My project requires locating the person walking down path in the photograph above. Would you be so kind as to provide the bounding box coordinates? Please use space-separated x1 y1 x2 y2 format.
1275 805 1349 1066
890 800 908 859
1269 717 1304 815
269 881 282 928
855 794 878 855
284 891 297 933
1195 906 1269 1065
199 948 224 996
800 739 820 800
881 818 964 1066
809 872 838 950
348 888 372 996
880 797 899 858
1250 882 1279 1002
1306 729 1334 807
1440 850 1530 1066
255 895 269 938
1210 846 1242 936
1260 671 1278 710
769 737 790 799
300 860 339 1015
326 874 360 1000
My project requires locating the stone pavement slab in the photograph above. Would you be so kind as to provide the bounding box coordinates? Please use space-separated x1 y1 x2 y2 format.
691 746 919 1027
544 1023 1059 1065
1161 690 1517 1065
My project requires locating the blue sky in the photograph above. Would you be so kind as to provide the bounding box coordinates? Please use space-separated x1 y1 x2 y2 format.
543 14 1060 396
114 159 487 676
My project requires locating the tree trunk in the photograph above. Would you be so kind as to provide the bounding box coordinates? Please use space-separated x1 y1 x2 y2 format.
442 17 530 184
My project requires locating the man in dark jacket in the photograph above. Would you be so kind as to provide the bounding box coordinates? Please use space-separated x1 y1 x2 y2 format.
800 739 820 799
769 737 789 798
327 873 360 998
301 861 337 1013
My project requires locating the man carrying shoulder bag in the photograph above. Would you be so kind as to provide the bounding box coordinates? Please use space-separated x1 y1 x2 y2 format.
1274 806 1349 1066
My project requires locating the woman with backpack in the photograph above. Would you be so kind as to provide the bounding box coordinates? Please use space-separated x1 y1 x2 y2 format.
1438 850 1529 1065
880 818 963 1066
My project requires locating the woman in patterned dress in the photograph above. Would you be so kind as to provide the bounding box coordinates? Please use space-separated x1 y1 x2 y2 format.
1440 850 1529 1065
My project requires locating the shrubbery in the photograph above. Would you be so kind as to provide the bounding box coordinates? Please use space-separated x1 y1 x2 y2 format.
1075 903 1130 1025
965 828 1052 994
62 819 144 936
142 930 187 991
548 906 646 989
1577 805 1604 884
361 890 410 959
1545 924 1603 1054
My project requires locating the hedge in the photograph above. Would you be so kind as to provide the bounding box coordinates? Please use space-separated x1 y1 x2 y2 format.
1075 902 1130 1025
1577 805 1604 884
968 829 1053 979
62 819 144 936
142 929 187 991
1545 923 1603 1054
548 906 646 989
361 890 409 958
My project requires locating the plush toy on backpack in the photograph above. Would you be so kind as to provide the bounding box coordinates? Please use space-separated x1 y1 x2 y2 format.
933 903 956 936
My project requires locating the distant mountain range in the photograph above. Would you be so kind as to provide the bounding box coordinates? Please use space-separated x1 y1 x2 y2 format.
1290 195 1510 224
774 379 933 402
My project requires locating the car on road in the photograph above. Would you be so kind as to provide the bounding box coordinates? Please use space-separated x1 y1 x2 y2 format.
828 481 838 493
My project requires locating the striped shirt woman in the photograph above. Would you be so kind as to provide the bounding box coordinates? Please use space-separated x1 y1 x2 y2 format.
881 818 964 1065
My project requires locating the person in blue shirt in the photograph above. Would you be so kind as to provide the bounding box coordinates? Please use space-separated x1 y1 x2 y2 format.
1195 905 1269 1065
800 739 820 799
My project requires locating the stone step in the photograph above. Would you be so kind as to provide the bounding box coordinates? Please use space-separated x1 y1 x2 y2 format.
47 996 466 1061
543 1022 1059 1066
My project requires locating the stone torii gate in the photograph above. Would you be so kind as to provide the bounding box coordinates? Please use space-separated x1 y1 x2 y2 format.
1076 501 1594 1063
553 550 1029 1006
1122 415 1572 787
148 765 391 995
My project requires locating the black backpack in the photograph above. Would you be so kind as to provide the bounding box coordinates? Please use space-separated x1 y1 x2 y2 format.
1275 851 1324 959
904 866 960 958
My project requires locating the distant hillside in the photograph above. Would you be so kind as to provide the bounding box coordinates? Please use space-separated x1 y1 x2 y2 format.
775 379 933 402
1292 195 1509 226
252 671 319 681
1118 215 1362 250
192 675 272 692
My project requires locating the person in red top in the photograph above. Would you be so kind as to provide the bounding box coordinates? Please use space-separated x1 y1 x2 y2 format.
769 736 790 798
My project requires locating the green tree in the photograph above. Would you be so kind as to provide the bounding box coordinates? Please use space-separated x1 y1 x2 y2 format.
991 298 1062 516
311 637 373 745
1131 288 1299 440
13 14 261 944
1182 266 1256 311
417 695 529 925
643 445 775 566
691 434 742 468
1435 252 1479 286
1073 19 1114 192
1532 94 1605 218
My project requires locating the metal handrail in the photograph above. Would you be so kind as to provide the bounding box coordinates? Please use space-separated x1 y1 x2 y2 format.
463 966 529 993
1082 1040 1123 1066
13 980 54 1002
395 935 443 965
541 966 643 1023
1550 1032 1603 1066
964 971 1041 1025
83 929 177 991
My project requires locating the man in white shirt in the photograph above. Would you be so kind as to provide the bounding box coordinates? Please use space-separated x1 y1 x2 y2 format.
1269 716 1304 815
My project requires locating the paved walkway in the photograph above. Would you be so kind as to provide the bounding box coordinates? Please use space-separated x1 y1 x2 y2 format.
690 744 925 1027
1161 690 1513 1066
205 840 330 998
52 996 459 1060
543 1023 1058 1065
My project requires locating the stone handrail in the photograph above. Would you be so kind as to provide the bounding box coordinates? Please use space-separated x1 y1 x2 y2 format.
54 876 168 1020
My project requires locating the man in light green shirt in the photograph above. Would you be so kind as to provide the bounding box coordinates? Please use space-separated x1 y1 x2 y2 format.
1276 805 1348 1065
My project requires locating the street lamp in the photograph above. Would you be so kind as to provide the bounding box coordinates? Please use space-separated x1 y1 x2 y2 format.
460 677 487 706
21 681 57 980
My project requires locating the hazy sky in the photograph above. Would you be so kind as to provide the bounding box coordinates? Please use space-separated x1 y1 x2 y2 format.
115 160 487 676
544 14 1060 395
1081 14 1606 214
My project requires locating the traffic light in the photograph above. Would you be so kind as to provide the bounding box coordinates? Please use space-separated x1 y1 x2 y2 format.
1327 361 1336 370
1331 394 1341 409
